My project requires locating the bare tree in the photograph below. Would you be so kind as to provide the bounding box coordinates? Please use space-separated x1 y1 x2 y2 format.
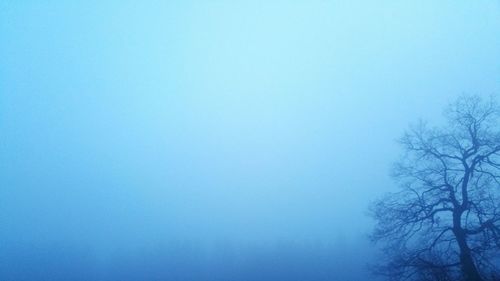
370 95 500 281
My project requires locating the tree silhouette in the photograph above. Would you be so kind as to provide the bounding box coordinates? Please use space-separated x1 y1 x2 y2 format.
370 96 500 281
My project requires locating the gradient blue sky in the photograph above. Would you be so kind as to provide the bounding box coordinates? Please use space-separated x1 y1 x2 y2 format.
1 0 499 265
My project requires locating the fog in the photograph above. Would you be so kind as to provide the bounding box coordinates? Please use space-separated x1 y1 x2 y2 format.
1 1 499 280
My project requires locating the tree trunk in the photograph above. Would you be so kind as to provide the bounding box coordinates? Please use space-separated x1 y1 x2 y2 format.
454 168 484 281
454 220 484 281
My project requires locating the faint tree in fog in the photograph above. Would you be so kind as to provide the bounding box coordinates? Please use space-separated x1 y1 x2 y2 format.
370 95 500 281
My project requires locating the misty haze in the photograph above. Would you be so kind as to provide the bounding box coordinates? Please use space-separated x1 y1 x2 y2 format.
1 1 499 281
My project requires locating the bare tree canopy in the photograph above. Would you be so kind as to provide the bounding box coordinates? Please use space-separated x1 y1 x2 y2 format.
370 95 500 281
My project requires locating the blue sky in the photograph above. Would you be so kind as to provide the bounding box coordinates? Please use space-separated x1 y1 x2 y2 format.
0 0 499 278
